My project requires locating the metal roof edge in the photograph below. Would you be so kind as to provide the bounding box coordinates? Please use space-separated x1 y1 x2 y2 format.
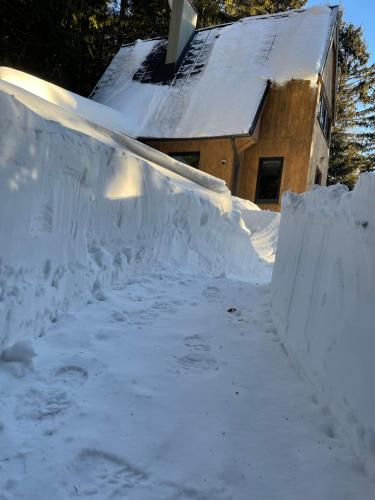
319 5 341 76
139 132 253 142
248 81 272 136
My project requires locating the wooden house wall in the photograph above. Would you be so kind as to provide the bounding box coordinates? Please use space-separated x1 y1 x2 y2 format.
143 137 235 188
237 80 318 211
143 38 337 212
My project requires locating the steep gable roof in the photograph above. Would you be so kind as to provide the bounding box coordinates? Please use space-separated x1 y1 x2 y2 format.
91 5 339 140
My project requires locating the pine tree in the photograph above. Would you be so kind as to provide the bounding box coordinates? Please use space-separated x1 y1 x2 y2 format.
219 0 306 20
116 0 307 41
118 0 170 42
0 0 119 95
328 22 375 187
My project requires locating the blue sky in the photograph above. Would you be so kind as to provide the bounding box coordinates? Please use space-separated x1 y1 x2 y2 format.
308 1 375 62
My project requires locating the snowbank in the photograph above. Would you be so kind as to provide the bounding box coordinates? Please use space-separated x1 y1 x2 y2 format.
0 68 227 194
271 175 375 478
0 74 273 352
0 66 132 136
233 197 279 263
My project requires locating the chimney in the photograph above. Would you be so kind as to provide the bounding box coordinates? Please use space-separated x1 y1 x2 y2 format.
166 0 198 66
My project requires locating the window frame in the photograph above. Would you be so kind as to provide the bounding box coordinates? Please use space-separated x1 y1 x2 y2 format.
317 89 332 144
314 167 322 186
169 151 200 169
255 157 284 204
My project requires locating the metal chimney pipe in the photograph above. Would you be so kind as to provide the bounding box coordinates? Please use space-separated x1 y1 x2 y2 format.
166 0 198 66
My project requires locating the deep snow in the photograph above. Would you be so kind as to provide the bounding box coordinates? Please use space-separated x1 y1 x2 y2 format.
0 70 276 352
271 175 375 480
0 272 373 499
0 68 374 499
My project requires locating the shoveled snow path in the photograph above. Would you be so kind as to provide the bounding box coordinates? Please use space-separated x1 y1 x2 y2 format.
0 273 373 499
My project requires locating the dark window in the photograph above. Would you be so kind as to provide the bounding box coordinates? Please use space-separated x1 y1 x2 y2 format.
169 152 200 169
255 157 284 203
318 92 332 141
314 167 322 185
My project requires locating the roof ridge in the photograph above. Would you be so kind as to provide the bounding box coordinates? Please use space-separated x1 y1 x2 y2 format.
122 5 340 46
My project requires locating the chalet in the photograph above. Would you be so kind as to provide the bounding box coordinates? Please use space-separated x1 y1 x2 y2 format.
92 2 340 211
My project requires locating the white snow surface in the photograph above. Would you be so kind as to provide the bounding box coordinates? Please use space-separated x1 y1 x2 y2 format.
0 70 374 498
0 67 133 137
0 71 274 353
233 197 280 263
0 273 373 499
0 68 227 194
92 5 337 139
271 174 375 480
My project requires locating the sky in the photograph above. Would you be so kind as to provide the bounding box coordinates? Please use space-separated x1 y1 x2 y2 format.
308 0 375 62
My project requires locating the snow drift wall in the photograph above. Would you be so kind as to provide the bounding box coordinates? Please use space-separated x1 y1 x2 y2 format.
271 175 375 479
0 80 271 352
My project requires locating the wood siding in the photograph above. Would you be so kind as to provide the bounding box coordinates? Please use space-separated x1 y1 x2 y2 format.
237 80 318 211
143 41 337 212
143 137 236 189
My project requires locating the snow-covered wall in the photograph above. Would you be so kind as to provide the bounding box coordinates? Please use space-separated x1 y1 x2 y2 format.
0 79 271 352
271 175 375 479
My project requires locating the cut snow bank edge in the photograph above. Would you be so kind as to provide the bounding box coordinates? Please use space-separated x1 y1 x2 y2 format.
271 175 375 479
0 68 226 194
0 79 273 352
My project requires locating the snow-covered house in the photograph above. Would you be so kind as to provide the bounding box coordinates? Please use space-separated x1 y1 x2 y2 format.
92 2 340 210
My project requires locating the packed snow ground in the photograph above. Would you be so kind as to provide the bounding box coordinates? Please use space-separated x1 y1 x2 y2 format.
0 272 374 500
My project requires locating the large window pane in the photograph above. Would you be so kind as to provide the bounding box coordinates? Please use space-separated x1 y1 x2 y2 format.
169 152 200 169
318 93 331 141
255 158 283 203
314 167 322 185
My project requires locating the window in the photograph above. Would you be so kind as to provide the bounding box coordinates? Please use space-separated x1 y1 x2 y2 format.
314 167 322 186
255 157 284 203
318 92 332 141
169 152 200 169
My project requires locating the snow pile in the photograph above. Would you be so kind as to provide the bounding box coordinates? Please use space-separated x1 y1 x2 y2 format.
0 67 133 137
92 5 337 139
233 197 280 263
0 71 274 352
271 174 375 478
1 340 36 365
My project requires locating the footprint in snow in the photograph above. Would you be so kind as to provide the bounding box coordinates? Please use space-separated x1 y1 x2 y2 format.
16 387 71 421
68 449 230 500
55 365 88 386
152 301 176 313
111 311 128 323
67 448 147 498
183 335 210 352
177 353 219 375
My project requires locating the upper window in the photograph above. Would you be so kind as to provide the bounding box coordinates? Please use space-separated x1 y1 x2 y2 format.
318 92 332 141
255 157 284 203
314 167 322 186
169 152 200 169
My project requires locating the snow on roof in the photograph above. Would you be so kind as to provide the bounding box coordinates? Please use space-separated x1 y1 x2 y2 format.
92 5 339 140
